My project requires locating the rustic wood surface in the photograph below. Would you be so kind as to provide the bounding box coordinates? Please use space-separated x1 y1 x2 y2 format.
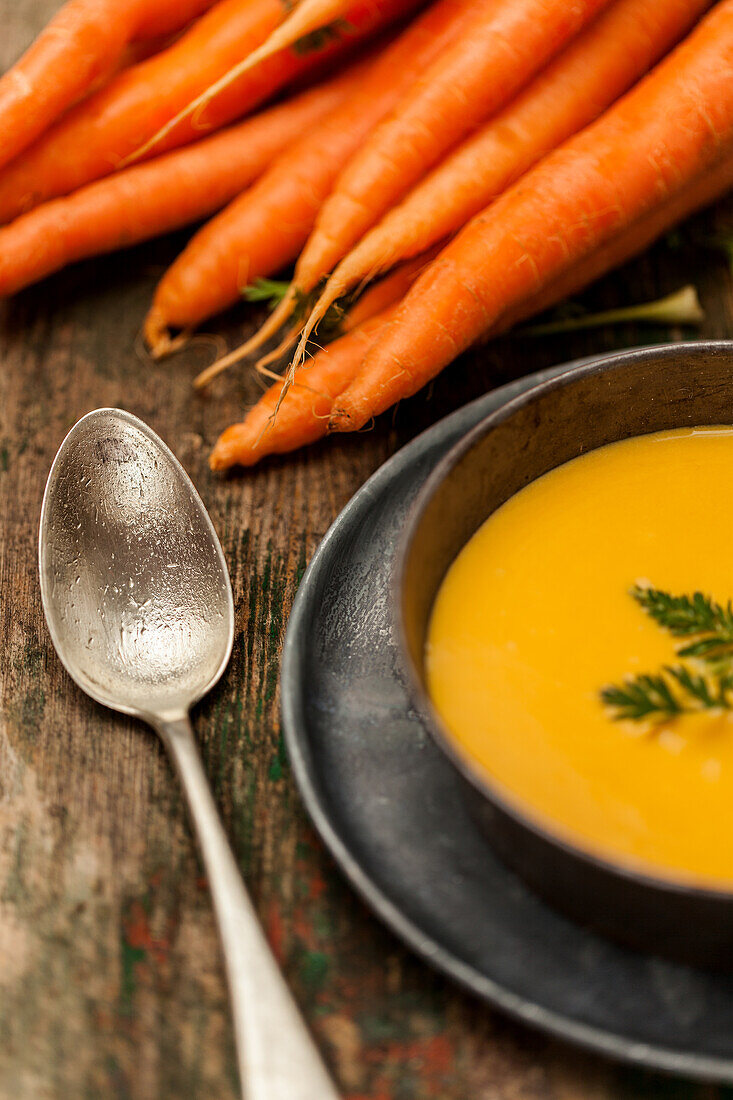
2 4 733 1097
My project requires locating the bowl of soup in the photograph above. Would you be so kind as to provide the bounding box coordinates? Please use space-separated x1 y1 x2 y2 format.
396 341 733 967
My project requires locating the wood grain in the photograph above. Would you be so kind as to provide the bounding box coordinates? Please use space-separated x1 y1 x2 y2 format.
1 4 732 1096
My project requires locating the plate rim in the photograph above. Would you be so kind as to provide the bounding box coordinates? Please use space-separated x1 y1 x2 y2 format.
281 345 733 1084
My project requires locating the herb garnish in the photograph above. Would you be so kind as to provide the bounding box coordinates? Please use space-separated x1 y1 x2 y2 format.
601 586 733 724
632 586 733 666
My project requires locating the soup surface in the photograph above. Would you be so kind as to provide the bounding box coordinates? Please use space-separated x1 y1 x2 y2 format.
427 425 733 888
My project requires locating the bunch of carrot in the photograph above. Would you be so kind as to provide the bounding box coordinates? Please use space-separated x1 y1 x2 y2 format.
1 0 731 468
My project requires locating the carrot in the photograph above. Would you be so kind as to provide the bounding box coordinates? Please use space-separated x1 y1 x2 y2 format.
0 75 349 298
330 0 733 431
0 0 405 225
143 0 478 357
250 241 444 376
194 244 440 388
283 0 612 322
120 0 418 167
341 248 442 332
296 0 713 361
181 0 368 108
0 0 218 174
213 152 733 469
496 157 733 338
209 307 396 468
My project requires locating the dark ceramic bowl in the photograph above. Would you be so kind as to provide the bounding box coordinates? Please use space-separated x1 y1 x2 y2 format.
395 340 733 969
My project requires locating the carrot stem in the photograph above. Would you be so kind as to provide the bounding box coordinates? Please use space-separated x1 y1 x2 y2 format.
520 286 704 336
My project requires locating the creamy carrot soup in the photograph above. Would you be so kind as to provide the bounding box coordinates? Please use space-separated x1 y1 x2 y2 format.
427 426 733 888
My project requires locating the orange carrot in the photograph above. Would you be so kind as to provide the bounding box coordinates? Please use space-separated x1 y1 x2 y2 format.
213 153 733 469
124 0 368 165
286 0 612 315
143 0 478 356
341 247 442 332
0 75 349 298
120 0 418 167
252 242 444 375
496 157 733 337
0 0 218 173
188 0 367 98
194 244 440 388
330 1 733 431
209 307 396 468
296 0 713 359
0 0 405 225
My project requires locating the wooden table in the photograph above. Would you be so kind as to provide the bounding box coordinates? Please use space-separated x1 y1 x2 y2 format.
2 5 733 1096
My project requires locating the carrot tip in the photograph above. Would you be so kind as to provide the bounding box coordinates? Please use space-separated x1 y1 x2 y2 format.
209 426 261 470
210 441 240 470
143 310 186 359
328 406 351 432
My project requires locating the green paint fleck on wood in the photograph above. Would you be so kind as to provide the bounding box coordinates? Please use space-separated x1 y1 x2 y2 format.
312 908 335 940
299 950 330 991
268 731 288 781
295 544 307 587
119 939 146 1017
358 1012 413 1042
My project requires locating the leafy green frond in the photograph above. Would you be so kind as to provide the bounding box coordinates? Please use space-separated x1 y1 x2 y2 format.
601 586 733 724
678 637 733 661
632 585 720 635
666 665 717 708
602 664 733 724
632 585 733 664
242 277 291 307
520 286 703 337
601 674 682 722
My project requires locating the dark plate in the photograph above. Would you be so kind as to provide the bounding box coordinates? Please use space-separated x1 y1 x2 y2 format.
281 349 733 1084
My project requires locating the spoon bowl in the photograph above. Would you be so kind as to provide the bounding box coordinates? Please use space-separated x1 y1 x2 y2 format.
39 409 233 721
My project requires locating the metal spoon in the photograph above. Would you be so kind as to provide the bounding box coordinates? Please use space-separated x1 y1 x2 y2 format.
39 408 340 1100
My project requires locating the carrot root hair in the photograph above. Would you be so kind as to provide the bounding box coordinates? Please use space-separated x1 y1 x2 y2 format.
192 287 298 389
290 272 348 369
253 325 302 372
245 285 299 363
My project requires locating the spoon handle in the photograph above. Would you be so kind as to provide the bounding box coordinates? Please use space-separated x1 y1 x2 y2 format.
157 716 341 1100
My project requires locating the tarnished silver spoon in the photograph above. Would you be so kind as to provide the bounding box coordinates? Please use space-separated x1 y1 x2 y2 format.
39 408 339 1100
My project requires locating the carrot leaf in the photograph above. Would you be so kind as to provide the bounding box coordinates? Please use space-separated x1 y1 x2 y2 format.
519 285 704 337
242 277 292 307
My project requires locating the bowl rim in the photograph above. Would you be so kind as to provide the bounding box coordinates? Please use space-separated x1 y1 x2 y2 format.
393 339 733 905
